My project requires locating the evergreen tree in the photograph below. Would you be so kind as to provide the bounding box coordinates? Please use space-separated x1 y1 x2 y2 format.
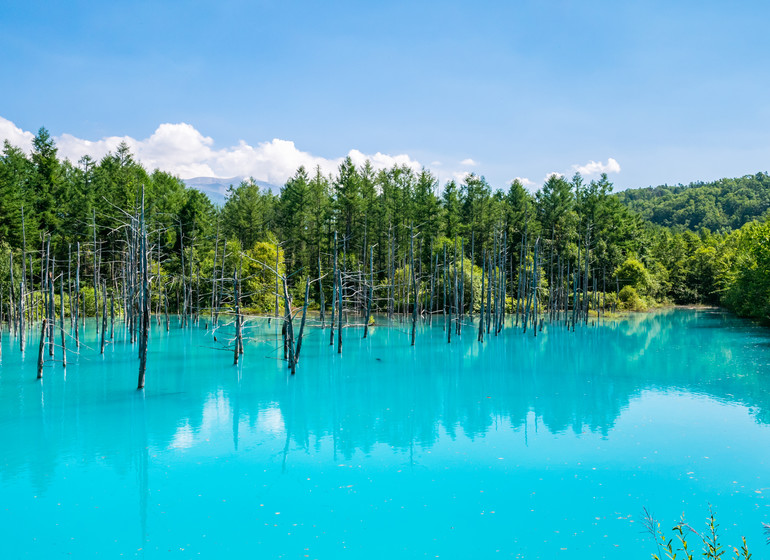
441 179 461 239
29 127 61 236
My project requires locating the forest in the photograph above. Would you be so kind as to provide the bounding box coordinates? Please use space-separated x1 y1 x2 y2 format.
616 172 770 231
0 127 768 327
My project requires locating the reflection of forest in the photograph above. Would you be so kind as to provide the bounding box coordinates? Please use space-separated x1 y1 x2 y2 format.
3 309 770 491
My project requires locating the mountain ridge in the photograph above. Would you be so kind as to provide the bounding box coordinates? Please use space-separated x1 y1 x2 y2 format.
183 176 282 204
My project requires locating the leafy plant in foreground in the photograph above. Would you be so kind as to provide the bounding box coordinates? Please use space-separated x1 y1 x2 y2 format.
643 506 756 559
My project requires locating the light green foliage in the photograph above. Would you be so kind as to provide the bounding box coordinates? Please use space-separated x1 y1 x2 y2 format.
243 240 285 313
615 258 653 296
619 285 646 311
721 221 770 320
420 249 483 312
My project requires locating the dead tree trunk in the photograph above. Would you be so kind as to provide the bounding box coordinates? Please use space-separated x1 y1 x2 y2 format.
75 243 80 348
293 277 310 374
478 250 485 343
364 246 373 339
411 224 417 346
60 275 67 367
233 270 241 366
337 264 343 354
36 318 47 379
330 232 337 346
100 281 107 354
137 186 150 390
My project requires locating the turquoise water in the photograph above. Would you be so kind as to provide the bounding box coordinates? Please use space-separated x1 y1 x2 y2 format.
2 309 770 558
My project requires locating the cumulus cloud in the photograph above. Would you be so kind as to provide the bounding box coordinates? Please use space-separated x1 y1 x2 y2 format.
572 157 621 176
511 176 535 187
348 149 420 173
0 117 34 152
0 117 421 185
545 172 564 181
460 158 477 166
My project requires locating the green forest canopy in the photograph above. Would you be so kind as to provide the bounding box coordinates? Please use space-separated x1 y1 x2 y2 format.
615 172 770 231
1 128 768 321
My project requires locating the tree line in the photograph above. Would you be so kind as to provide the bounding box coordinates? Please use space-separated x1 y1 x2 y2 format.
0 127 767 322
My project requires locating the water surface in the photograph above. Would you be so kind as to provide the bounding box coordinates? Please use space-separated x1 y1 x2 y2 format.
2 309 770 558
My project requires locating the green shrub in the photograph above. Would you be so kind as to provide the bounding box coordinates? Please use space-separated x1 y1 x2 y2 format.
619 285 646 311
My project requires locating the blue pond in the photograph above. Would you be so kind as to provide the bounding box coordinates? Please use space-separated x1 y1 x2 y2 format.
2 309 770 558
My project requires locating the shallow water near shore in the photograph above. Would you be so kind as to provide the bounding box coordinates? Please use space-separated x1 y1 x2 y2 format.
2 308 770 559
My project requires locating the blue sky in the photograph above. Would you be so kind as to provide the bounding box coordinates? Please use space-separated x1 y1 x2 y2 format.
2 0 770 190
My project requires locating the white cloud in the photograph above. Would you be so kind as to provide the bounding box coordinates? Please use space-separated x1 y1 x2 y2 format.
572 157 621 176
460 158 477 166
0 117 34 153
348 149 420 174
511 176 535 187
0 117 421 185
545 172 564 181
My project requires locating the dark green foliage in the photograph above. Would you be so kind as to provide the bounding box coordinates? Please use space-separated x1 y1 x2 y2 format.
617 172 770 231
221 178 277 248
0 142 32 246
29 128 61 235
441 179 462 239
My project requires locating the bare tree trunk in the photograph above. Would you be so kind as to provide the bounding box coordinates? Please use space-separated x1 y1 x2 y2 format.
110 289 115 340
459 237 465 333
211 222 219 326
60 275 67 367
36 318 46 379
443 243 447 331
282 276 296 366
100 281 107 354
233 271 241 366
138 186 150 390
410 225 417 345
68 244 72 328
533 240 539 337
48 244 54 358
93 209 99 333
318 254 325 329
75 243 80 348
179 220 187 328
293 277 310 374
274 242 280 319
330 232 337 346
364 246 373 339
452 235 458 338
583 226 590 325
478 250 485 343
164 286 170 332
337 265 343 354
469 232 474 318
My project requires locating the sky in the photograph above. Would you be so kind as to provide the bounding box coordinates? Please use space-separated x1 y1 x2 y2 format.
2 0 770 191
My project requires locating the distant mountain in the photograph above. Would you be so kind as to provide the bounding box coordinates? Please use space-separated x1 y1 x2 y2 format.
183 176 282 205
